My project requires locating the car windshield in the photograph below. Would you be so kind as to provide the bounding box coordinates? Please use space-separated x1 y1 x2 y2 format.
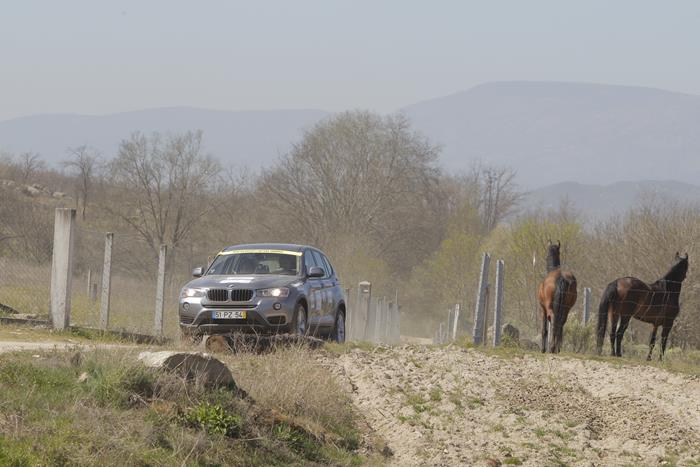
206 251 300 276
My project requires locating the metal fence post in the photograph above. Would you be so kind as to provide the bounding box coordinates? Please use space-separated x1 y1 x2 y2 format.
472 252 490 345
452 303 460 341
154 244 167 336
99 233 113 330
493 259 504 346
582 287 591 325
50 208 76 330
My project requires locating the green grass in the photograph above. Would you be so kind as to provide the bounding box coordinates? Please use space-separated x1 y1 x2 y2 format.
0 348 373 466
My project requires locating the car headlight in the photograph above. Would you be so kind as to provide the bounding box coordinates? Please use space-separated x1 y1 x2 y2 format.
257 287 290 298
180 287 206 298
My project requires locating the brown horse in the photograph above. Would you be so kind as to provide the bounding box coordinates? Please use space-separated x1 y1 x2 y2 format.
596 253 689 360
537 241 578 353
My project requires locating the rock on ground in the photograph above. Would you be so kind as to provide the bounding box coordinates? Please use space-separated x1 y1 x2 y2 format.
138 351 235 387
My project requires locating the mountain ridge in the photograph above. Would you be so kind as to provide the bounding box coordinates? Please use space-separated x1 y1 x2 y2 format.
3 81 700 187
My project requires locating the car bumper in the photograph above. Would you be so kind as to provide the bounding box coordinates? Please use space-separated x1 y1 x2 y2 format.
178 297 295 335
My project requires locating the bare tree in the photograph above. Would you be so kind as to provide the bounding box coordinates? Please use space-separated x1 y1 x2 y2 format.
17 152 45 183
107 131 220 260
63 145 99 220
258 111 443 272
474 165 522 232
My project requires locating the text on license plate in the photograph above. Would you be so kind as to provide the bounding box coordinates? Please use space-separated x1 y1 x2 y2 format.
213 310 247 320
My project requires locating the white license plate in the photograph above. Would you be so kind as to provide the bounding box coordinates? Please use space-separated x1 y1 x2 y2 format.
213 310 247 320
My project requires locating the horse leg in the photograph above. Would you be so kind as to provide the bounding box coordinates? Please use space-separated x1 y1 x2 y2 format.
549 311 558 353
615 315 631 357
659 322 673 361
646 325 658 361
609 313 618 356
540 305 548 353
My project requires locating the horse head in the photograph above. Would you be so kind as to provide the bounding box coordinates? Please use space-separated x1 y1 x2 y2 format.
667 252 689 283
546 242 562 272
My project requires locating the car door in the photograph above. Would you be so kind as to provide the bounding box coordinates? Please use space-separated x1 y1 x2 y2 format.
311 250 336 328
320 252 342 325
303 250 324 330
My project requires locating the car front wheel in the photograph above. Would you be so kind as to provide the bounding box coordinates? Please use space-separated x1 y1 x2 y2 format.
291 303 308 336
332 311 346 343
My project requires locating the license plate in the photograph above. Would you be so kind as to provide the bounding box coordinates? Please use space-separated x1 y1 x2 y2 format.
213 310 247 320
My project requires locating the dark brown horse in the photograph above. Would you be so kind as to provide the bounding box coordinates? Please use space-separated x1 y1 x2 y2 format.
596 253 689 360
537 241 578 353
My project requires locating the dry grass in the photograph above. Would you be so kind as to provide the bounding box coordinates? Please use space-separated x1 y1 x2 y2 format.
224 345 358 439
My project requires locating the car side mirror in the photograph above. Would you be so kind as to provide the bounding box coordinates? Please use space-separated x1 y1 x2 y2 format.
308 266 325 278
192 267 204 278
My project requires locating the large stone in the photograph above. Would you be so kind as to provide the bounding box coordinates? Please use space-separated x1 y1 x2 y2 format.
22 185 41 197
138 351 235 387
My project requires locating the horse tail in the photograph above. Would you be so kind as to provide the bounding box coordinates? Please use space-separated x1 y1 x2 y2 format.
552 274 570 351
596 281 617 354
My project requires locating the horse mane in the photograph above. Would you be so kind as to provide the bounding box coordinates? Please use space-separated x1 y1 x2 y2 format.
661 256 689 284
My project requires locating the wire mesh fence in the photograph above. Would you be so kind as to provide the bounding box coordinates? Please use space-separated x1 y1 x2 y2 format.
0 256 51 317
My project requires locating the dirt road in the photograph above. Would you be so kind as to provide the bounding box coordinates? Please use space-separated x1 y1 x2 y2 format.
0 340 134 354
326 345 700 466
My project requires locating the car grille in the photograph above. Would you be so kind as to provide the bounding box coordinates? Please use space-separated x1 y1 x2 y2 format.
207 289 229 301
180 316 195 324
206 289 254 302
230 289 254 301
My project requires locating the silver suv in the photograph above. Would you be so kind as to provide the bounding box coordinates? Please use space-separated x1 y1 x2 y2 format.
179 243 346 342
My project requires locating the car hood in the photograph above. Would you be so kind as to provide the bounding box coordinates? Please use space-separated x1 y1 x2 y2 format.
183 274 301 290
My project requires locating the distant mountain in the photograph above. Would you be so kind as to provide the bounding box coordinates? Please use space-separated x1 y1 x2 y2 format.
3 81 700 187
522 180 700 221
401 81 700 187
0 107 328 165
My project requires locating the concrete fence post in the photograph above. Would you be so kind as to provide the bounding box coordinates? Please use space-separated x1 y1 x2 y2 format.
452 303 460 341
359 281 372 341
438 322 445 344
582 287 591 326
472 252 490 345
493 259 505 346
386 299 392 341
375 296 384 343
446 308 453 340
50 208 76 330
99 233 113 330
154 244 167 336
393 291 400 344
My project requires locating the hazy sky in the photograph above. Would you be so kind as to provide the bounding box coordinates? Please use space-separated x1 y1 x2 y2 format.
2 1 700 121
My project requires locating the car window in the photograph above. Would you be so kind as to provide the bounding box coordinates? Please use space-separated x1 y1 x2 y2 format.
311 250 329 278
320 254 334 277
303 250 318 275
207 252 299 275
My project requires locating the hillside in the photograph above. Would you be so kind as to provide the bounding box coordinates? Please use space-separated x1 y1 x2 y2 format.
401 81 700 187
521 180 700 221
3 82 700 187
